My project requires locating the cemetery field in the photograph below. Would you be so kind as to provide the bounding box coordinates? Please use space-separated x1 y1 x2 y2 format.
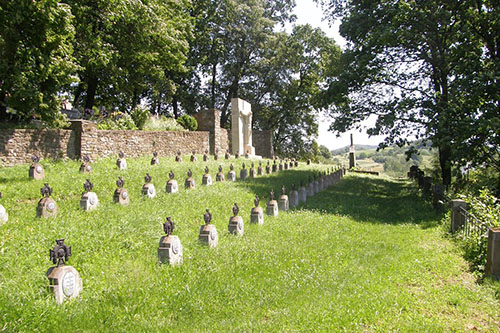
1 157 500 331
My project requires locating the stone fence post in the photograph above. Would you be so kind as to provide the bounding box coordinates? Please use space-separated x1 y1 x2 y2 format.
450 199 467 233
486 228 500 280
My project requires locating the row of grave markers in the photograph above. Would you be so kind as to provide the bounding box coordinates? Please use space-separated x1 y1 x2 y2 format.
42 167 345 303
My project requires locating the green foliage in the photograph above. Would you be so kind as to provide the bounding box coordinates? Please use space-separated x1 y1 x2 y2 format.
319 145 332 160
130 106 149 130
143 116 185 131
1 160 499 330
176 114 198 131
96 111 137 130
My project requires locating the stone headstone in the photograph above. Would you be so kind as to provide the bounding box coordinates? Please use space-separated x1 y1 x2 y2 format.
283 160 288 170
216 165 225 182
151 151 160 165
190 151 197 162
227 164 237 182
80 179 99 211
116 152 127 170
240 163 248 180
257 162 263 176
266 190 279 217
203 149 209 162
289 184 299 208
166 171 179 193
142 173 156 198
175 150 182 162
29 155 45 180
250 195 264 225
313 176 319 194
199 209 218 247
265 161 271 174
158 217 183 265
37 183 57 218
225 150 231 160
279 161 284 171
298 181 307 203
46 239 82 304
249 163 257 178
214 149 219 161
185 169 195 189
307 178 315 197
272 161 277 173
80 156 92 173
113 177 129 205
486 228 500 280
228 203 244 236
0 192 8 224
307 159 311 165
279 186 289 211
202 166 213 186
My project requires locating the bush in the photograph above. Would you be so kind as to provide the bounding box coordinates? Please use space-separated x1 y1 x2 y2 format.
143 116 185 131
176 115 198 131
130 106 149 130
97 112 137 130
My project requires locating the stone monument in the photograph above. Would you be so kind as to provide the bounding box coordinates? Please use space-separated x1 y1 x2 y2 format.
202 166 213 186
46 239 82 304
225 150 231 160
313 174 320 194
185 169 195 189
29 155 45 180
266 190 279 217
175 150 182 162
231 98 255 156
214 148 219 161
250 195 264 225
289 184 299 208
80 179 99 211
166 171 178 193
37 183 57 218
158 217 183 265
272 160 277 173
151 151 160 166
190 151 197 162
279 186 289 211
228 203 244 236
265 160 271 174
0 192 8 224
142 173 156 198
240 163 248 180
257 162 263 176
307 176 315 197
249 162 257 178
80 156 92 173
113 177 129 205
116 152 127 170
203 149 210 162
216 165 225 182
298 180 307 203
349 133 356 169
228 164 236 182
199 209 218 247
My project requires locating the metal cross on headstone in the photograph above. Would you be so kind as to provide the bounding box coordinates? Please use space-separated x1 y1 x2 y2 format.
83 179 93 192
116 177 124 188
232 203 239 216
145 173 152 183
163 217 175 236
204 209 212 224
41 183 52 197
49 239 71 267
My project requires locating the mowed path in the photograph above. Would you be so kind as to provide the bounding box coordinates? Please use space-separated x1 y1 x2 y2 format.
1 162 499 331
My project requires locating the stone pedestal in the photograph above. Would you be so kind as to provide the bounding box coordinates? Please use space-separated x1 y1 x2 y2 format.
313 181 319 194
265 165 271 174
142 183 156 198
279 195 289 211
289 191 299 208
199 224 218 247
80 192 99 211
202 174 213 186
227 171 236 181
349 152 355 168
37 197 58 218
250 207 264 225
166 180 178 193
272 164 277 173
298 187 307 203
231 98 256 156
266 200 278 216
185 177 195 189
228 216 244 236
216 173 225 182
257 167 263 176
158 235 183 266
80 163 92 173
151 157 160 165
307 183 314 197
113 188 129 205
486 228 500 280
249 168 257 178
46 265 82 304
116 158 127 170
451 199 467 233
240 169 248 180
175 155 182 162
29 164 45 180
319 178 325 191
0 204 8 224
422 176 432 196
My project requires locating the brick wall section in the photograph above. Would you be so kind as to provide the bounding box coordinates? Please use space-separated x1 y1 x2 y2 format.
193 109 229 154
254 130 274 158
77 121 209 160
0 129 75 166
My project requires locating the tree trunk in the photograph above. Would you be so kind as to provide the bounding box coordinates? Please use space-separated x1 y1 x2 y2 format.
84 76 98 110
0 91 8 122
172 95 179 119
210 62 217 109
438 143 452 186
73 83 83 107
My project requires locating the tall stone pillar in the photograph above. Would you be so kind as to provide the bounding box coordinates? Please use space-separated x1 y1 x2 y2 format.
348 133 356 169
231 98 255 156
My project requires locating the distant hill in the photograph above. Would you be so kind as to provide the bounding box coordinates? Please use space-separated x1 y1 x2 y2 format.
331 144 378 156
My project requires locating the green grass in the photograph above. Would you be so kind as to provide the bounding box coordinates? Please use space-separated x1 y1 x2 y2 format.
0 156 499 331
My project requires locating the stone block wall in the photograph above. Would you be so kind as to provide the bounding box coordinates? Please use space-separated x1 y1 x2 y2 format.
253 130 273 158
0 129 75 166
193 109 229 154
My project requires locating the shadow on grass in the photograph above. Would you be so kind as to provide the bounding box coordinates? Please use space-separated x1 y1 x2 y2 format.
234 170 442 227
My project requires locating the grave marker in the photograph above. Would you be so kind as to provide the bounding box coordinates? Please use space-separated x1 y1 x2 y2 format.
158 217 183 265
257 162 263 176
80 156 92 173
166 171 179 193
225 150 231 160
249 162 257 178
175 150 182 162
46 239 82 304
202 166 213 186
142 173 156 198
203 149 210 162
265 161 271 174
199 209 218 247
116 152 127 170
279 186 289 211
151 151 160 166
113 177 129 205
80 179 99 211
240 163 248 180
266 190 278 217
185 169 195 189
29 155 45 180
190 151 198 162
298 180 307 203
228 203 244 236
37 183 57 218
289 184 299 208
228 164 236 181
216 165 225 182
0 192 8 224
250 195 264 225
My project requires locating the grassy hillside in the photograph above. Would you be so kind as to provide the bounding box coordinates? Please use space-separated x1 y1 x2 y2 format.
0 157 499 331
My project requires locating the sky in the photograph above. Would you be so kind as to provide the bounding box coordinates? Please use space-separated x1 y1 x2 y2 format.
282 0 386 150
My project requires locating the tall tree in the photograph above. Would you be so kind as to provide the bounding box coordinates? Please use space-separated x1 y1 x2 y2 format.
319 0 479 185
0 0 77 123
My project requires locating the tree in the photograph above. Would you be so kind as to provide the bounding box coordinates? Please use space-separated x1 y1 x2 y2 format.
319 0 481 185
0 0 77 123
319 145 332 160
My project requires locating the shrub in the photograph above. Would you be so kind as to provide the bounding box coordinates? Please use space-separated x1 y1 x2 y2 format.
143 116 185 131
130 106 149 130
97 112 137 130
176 115 198 131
